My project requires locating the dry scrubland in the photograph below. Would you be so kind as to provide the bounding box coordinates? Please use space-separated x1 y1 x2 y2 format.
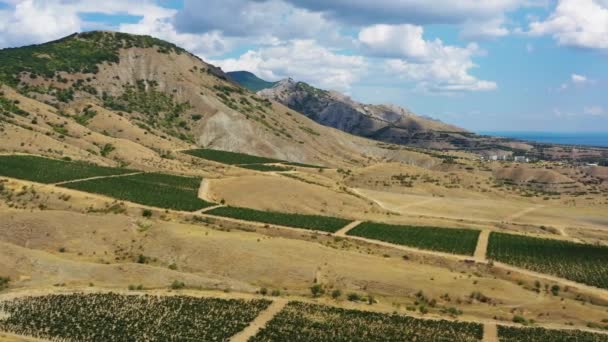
0 31 607 340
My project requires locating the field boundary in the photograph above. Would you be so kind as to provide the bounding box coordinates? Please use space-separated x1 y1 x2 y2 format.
2 289 608 340
52 172 145 185
474 230 490 261
483 323 498 342
229 299 287 342
334 220 362 237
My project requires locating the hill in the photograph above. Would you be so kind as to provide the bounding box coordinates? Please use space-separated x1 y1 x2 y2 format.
0 31 436 169
227 71 277 92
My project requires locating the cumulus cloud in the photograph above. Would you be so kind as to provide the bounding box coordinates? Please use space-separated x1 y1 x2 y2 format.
210 40 367 92
358 24 497 92
529 0 608 50
571 73 590 84
0 0 176 48
282 0 529 26
0 0 80 47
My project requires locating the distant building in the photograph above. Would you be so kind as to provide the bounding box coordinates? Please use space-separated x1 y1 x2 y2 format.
514 156 528 163
489 155 499 161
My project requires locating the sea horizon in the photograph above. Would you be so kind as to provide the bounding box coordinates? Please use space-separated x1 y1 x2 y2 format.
479 131 608 148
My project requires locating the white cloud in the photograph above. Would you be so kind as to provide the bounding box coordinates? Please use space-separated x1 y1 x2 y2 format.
460 17 510 40
0 0 176 48
0 0 80 48
529 0 608 50
210 40 367 92
584 105 605 116
358 24 497 92
120 17 236 58
571 73 590 85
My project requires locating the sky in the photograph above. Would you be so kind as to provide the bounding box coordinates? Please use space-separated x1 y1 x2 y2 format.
0 0 607 132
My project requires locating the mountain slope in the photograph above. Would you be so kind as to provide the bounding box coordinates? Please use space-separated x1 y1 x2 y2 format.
0 31 440 169
227 71 277 92
256 78 485 149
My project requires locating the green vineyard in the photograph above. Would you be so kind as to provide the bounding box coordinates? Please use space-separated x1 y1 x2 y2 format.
0 293 271 341
0 155 131 184
183 148 284 165
240 164 293 172
487 232 608 289
497 325 608 342
205 206 351 233
62 172 214 211
250 302 483 341
347 222 480 255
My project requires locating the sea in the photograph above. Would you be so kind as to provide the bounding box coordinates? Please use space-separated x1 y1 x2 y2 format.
479 132 608 148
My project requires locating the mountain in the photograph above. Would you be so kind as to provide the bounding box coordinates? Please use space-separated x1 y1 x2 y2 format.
0 31 439 170
227 71 277 92
257 78 485 149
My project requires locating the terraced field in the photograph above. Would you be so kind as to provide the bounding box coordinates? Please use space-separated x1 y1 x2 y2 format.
497 325 608 342
184 148 283 165
205 206 351 233
0 293 271 341
347 222 480 255
250 302 483 341
0 155 131 183
488 232 608 289
240 164 293 172
62 172 214 211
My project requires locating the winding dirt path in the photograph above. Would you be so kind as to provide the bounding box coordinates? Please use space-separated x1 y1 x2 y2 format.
229 299 287 342
52 172 144 186
198 179 214 202
504 204 545 222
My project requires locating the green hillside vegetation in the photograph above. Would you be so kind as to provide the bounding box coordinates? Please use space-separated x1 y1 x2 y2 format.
0 155 132 184
0 31 185 86
62 172 213 211
205 206 350 233
227 71 277 92
497 325 608 342
183 148 284 165
347 222 480 256
0 293 271 341
488 232 608 289
250 302 483 341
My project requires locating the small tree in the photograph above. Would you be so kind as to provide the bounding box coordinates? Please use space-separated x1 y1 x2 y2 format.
310 284 324 297
142 209 153 218
331 289 342 299
170 280 185 290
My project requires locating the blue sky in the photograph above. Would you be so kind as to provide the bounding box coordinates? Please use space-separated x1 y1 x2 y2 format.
0 0 607 132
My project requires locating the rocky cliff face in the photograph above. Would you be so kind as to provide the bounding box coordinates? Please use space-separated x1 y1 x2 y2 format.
258 78 474 149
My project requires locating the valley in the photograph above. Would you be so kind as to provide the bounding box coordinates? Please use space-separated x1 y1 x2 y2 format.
0 31 607 341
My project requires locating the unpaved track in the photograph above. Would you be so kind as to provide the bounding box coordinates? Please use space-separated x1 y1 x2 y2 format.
198 179 214 202
474 230 490 261
0 332 53 342
196 204 224 214
53 172 145 185
334 220 362 237
229 299 287 342
504 204 545 222
483 323 498 342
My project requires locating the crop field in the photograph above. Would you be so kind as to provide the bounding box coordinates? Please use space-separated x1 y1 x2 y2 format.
0 293 271 341
0 155 131 184
250 302 483 342
205 206 351 233
183 148 284 165
240 164 292 172
487 232 608 289
62 172 214 211
347 222 480 255
497 325 608 342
